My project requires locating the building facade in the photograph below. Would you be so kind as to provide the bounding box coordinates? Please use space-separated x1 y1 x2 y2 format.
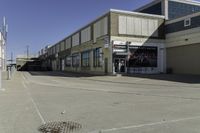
38 0 200 75
0 32 6 71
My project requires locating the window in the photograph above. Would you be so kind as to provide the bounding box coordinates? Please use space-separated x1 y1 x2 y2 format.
65 56 71 67
81 51 90 67
184 18 191 27
128 46 157 68
72 53 80 67
139 2 162 15
169 1 200 19
93 48 103 67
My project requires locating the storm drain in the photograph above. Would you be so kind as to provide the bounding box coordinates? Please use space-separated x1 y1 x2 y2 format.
38 121 82 133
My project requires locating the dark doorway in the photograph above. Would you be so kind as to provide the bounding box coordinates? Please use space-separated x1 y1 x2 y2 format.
114 58 126 73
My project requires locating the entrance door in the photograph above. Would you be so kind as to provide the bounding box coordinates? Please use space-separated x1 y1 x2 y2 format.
114 58 126 73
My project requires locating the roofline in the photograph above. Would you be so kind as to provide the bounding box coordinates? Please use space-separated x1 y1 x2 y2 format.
135 0 162 12
170 0 200 6
166 11 200 24
52 11 110 46
110 9 165 19
49 9 165 49
135 0 200 12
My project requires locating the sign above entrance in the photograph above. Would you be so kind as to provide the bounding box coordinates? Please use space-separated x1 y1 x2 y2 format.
104 36 109 48
112 41 128 53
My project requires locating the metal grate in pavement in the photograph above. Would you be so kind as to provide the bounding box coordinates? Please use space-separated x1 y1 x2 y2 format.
38 121 82 133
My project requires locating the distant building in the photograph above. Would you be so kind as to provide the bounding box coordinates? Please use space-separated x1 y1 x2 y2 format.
38 0 200 75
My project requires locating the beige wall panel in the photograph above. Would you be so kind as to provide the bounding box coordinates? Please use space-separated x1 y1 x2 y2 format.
65 38 71 49
141 18 148 36
118 16 127 34
72 33 80 47
60 41 65 51
127 17 134 35
166 28 200 48
81 26 91 43
103 17 108 35
93 16 108 43
134 17 142 35
167 43 200 75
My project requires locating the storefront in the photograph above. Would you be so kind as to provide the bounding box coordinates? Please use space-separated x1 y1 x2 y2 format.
112 41 165 74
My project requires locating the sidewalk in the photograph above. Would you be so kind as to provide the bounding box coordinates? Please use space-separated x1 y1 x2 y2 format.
0 72 42 133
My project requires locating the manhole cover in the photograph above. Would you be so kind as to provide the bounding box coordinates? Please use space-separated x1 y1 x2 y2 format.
38 121 82 133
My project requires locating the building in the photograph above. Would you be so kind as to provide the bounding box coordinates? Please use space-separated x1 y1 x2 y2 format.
38 0 200 75
135 0 200 20
16 55 41 71
0 31 6 71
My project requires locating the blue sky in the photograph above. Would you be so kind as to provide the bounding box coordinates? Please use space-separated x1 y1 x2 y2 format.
1 0 199 60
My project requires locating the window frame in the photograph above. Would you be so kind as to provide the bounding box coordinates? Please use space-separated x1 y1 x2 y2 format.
93 48 102 67
81 51 90 67
184 18 191 27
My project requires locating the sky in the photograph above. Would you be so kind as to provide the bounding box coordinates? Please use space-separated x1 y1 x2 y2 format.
2 0 199 60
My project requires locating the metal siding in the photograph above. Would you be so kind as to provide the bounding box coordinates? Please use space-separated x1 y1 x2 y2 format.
94 16 108 43
81 26 91 43
72 33 80 47
65 38 71 49
142 18 148 36
134 17 142 35
103 17 108 35
127 17 134 35
119 16 127 34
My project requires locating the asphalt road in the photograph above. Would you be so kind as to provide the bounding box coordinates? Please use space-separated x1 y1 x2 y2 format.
1 71 200 133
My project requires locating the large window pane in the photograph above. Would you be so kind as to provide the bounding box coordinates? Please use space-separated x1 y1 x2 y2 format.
81 51 90 67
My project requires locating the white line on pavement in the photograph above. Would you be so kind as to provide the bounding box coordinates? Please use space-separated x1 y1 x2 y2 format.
22 80 46 124
89 115 200 133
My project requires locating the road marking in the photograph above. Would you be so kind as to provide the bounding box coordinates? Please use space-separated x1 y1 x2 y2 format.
22 80 46 124
88 115 200 133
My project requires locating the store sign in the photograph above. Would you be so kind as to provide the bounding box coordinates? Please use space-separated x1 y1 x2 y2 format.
112 41 128 53
104 36 109 48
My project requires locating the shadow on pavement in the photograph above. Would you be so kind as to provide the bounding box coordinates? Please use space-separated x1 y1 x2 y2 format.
123 74 200 84
28 71 105 78
28 71 200 84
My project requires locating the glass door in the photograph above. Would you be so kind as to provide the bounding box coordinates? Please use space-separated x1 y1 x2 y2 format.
114 58 126 73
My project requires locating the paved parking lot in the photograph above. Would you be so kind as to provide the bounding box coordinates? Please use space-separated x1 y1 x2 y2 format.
1 71 200 133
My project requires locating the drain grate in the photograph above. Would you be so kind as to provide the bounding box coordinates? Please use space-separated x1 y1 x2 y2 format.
38 121 82 133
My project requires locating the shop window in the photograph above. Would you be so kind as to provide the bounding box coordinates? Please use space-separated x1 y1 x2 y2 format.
128 46 157 68
72 53 80 67
65 56 71 67
81 51 90 67
93 48 103 67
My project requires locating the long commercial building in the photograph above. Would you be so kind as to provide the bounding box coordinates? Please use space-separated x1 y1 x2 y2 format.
39 0 200 75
